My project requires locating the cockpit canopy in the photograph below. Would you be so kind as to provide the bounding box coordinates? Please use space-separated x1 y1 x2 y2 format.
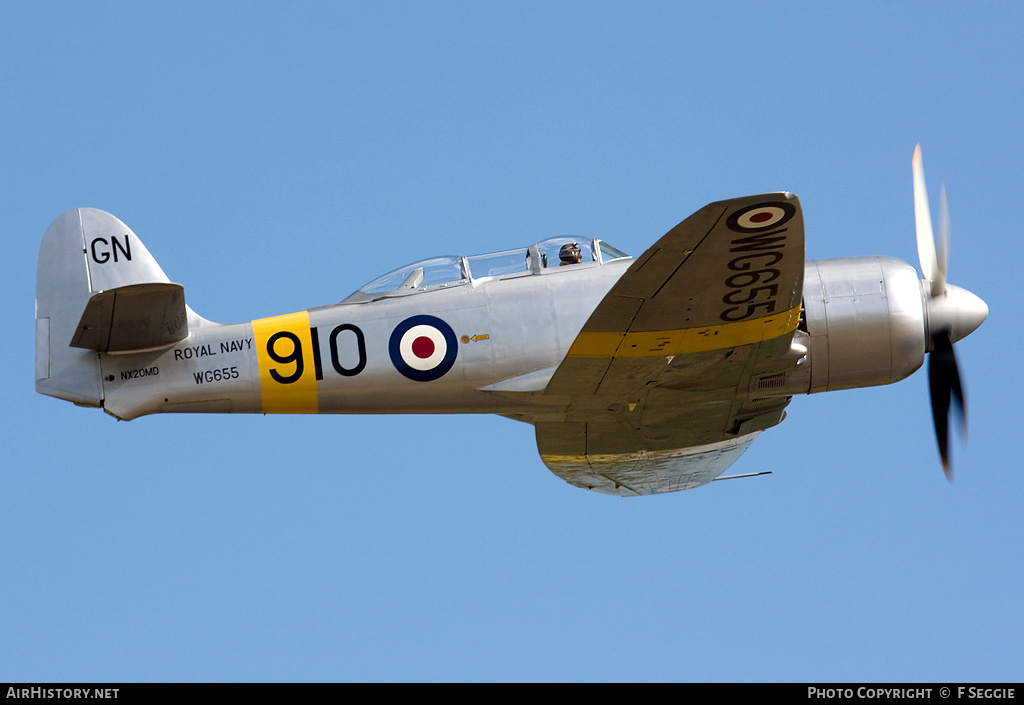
342 236 630 304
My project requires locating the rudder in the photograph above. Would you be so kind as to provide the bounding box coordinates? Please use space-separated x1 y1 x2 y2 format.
35 208 188 406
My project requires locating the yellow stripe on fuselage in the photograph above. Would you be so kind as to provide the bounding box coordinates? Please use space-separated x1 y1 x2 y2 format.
253 311 318 414
567 304 801 358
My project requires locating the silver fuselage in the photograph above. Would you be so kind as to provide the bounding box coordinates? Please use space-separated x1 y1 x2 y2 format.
98 255 932 421
99 258 629 420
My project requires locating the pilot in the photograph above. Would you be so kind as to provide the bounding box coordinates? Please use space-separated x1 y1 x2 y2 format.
559 242 582 266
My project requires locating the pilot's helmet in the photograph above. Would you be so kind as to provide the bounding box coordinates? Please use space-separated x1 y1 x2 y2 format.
559 242 582 265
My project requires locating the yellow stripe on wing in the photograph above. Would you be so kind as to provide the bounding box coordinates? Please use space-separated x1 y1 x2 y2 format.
567 304 801 358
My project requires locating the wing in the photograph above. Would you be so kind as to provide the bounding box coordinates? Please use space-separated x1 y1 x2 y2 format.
536 193 805 495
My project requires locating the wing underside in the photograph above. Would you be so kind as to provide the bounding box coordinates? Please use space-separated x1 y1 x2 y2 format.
535 193 806 495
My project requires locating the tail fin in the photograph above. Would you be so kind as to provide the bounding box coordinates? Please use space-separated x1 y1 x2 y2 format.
36 209 189 406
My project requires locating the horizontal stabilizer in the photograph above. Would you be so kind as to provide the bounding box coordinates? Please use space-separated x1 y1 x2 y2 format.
71 282 189 352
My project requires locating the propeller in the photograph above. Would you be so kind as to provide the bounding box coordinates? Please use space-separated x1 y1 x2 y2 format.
912 145 987 479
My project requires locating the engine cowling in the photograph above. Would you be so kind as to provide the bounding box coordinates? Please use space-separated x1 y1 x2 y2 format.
801 256 927 393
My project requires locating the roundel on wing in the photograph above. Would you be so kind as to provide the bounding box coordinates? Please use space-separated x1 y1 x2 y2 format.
726 201 796 233
389 315 458 382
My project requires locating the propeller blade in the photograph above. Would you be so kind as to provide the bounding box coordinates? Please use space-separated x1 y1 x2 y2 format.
913 145 939 288
935 185 950 296
914 146 981 480
928 329 966 480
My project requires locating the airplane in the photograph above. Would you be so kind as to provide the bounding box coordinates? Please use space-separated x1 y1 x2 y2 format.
34 147 988 496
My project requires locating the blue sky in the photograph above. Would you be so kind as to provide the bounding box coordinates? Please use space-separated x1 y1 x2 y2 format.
3 1 1022 682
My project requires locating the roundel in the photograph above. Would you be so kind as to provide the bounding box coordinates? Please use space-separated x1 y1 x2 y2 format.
726 201 796 233
389 315 458 382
